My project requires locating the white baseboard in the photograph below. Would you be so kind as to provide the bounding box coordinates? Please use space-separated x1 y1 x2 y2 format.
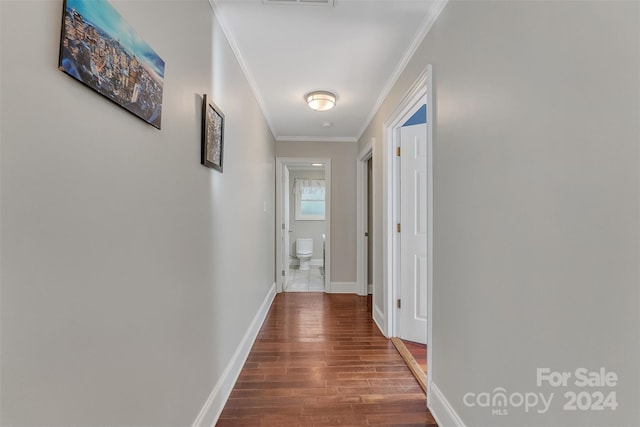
373 303 386 337
289 258 324 267
429 382 466 427
329 281 358 293
191 283 276 427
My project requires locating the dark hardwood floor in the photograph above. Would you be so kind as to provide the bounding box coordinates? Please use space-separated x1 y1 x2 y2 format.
217 293 438 426
401 340 427 374
391 338 426 393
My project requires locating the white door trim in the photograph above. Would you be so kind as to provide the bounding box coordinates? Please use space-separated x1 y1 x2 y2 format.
382 65 433 394
275 157 331 293
356 139 374 297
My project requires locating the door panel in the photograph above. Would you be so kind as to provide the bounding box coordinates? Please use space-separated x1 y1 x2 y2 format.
400 123 428 344
415 254 428 320
415 171 427 236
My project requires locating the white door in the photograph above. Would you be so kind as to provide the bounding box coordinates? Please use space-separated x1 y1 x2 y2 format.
399 123 428 344
282 165 291 290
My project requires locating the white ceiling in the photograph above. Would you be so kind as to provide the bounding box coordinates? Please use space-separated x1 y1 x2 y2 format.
209 0 444 142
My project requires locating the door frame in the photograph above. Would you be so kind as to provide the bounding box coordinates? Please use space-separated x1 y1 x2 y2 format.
382 65 433 387
275 157 331 293
356 138 374 297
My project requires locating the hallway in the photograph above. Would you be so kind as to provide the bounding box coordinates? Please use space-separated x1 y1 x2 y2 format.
217 293 437 426
2 1 638 426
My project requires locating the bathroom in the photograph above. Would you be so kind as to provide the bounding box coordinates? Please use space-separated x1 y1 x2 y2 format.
286 166 326 292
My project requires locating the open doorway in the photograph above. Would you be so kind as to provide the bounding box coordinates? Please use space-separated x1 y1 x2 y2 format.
395 106 429 344
357 139 374 297
381 65 433 397
276 157 331 293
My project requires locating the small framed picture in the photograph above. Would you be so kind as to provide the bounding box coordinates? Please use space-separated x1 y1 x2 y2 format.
201 94 225 172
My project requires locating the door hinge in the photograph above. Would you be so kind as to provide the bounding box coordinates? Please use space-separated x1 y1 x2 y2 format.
397 299 401 309
397 223 401 233
397 147 401 157
282 270 285 277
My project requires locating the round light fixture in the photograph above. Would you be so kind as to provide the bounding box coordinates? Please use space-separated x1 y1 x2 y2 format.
305 91 336 111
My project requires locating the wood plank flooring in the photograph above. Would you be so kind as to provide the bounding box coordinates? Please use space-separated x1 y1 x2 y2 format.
391 338 426 393
217 293 438 426
402 340 427 374
401 340 427 374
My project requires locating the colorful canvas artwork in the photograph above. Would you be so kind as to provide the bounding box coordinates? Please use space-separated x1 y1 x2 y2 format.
59 0 165 129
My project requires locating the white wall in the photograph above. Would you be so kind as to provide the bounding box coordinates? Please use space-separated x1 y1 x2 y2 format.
289 169 325 264
276 141 357 283
360 1 640 426
0 1 275 426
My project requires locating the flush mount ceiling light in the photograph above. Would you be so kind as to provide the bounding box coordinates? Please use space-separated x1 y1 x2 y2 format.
305 91 336 111
263 0 335 6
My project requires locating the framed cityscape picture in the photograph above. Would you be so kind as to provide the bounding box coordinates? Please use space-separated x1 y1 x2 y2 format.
201 94 225 172
58 0 165 129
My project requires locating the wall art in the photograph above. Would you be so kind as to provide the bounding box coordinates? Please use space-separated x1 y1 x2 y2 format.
201 94 225 172
59 0 165 129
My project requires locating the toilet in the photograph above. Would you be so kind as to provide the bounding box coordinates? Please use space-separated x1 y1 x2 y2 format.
296 238 313 271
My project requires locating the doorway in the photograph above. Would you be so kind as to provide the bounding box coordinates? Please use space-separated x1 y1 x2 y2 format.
357 139 374 297
382 65 433 395
397 113 428 343
275 157 331 293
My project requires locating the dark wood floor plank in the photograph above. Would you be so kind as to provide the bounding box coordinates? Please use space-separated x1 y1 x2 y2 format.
402 339 427 374
217 293 436 426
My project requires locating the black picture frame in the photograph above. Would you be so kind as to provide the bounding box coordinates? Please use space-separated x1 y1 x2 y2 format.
58 0 165 129
201 94 225 172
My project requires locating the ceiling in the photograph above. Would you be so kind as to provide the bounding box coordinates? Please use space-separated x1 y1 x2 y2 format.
209 0 443 142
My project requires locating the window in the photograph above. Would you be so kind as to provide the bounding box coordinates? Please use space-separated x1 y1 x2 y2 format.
295 179 325 220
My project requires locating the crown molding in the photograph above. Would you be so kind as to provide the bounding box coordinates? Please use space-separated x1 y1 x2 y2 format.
357 0 448 141
207 0 278 139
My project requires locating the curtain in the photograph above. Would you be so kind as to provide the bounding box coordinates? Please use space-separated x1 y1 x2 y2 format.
295 179 325 201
